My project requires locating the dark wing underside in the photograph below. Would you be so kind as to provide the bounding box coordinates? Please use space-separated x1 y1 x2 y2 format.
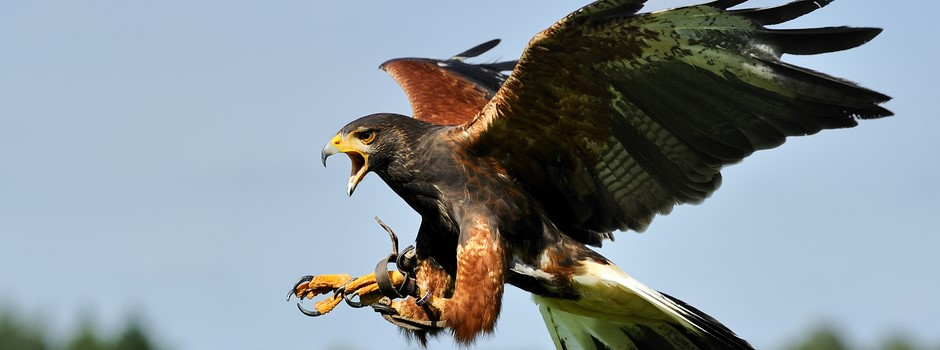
380 39 516 125
459 0 891 244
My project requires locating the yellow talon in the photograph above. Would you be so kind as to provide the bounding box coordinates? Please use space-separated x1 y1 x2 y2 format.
290 271 409 317
292 274 353 300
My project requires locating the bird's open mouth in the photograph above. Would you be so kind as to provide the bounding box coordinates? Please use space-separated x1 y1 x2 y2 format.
345 151 368 196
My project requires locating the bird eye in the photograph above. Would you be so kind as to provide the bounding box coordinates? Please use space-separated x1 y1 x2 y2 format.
357 130 376 144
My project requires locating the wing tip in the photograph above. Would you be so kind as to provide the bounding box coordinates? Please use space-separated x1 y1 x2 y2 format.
734 0 835 25
855 105 894 120
708 0 748 10
759 26 885 56
379 39 516 73
452 39 502 61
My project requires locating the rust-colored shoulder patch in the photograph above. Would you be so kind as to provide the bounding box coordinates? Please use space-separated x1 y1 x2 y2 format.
382 59 492 126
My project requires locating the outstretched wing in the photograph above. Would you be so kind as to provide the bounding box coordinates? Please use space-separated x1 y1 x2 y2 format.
460 0 892 243
380 39 517 125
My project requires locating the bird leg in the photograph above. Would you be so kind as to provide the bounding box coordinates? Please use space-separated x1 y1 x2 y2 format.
372 219 508 344
287 215 508 346
369 257 452 334
288 217 473 340
347 216 508 344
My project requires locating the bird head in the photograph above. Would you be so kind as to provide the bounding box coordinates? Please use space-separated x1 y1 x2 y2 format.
321 113 424 196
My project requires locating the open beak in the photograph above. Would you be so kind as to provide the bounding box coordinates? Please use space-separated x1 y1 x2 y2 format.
321 134 369 196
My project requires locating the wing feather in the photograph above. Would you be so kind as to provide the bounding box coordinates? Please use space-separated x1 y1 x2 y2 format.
380 40 516 125
733 0 834 26
458 0 891 239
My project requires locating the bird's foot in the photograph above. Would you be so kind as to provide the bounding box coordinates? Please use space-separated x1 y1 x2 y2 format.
288 271 408 317
287 274 352 317
288 217 421 318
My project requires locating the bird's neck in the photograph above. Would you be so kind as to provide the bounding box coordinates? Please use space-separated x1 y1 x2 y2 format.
374 128 465 229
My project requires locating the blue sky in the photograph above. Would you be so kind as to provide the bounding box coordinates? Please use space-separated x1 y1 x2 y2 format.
1 1 936 349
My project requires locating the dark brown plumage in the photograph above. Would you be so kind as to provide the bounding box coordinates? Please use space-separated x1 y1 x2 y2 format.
310 0 891 348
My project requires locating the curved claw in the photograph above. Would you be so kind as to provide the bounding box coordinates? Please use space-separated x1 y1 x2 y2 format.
334 284 347 295
370 297 395 315
296 302 323 317
333 282 368 308
287 275 315 301
343 290 366 308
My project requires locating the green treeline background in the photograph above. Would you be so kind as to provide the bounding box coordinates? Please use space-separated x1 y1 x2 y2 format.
0 310 155 350
0 307 934 350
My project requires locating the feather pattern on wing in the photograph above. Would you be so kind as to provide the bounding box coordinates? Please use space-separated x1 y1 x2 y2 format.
458 0 891 241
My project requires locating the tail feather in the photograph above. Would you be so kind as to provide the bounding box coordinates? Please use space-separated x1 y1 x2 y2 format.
659 292 753 350
534 260 752 350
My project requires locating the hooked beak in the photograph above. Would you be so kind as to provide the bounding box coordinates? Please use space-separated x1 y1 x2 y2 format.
321 134 369 196
321 143 338 167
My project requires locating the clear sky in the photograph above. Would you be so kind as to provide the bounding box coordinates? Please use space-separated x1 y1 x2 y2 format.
1 1 936 349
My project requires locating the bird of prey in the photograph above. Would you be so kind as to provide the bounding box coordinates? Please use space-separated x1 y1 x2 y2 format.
289 0 892 349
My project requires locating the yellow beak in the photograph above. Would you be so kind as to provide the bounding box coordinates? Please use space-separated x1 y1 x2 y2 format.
321 134 369 196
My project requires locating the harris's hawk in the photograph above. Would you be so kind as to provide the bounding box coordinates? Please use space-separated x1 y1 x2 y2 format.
290 0 891 349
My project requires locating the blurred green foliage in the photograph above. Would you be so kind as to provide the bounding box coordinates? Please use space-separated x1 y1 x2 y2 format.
0 310 47 350
0 307 935 350
783 323 930 350
0 309 157 350
785 324 853 350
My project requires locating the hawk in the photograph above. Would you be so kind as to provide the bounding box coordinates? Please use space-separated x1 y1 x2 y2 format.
290 0 891 349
